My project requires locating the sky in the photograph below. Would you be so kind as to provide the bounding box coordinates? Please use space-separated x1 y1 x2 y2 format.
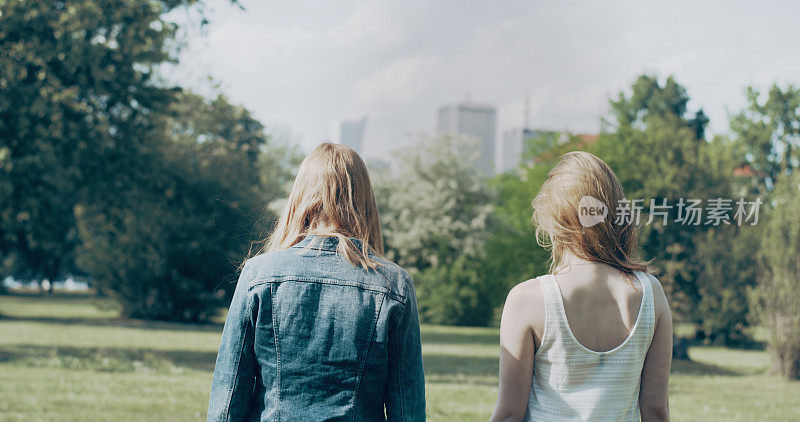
171 0 800 160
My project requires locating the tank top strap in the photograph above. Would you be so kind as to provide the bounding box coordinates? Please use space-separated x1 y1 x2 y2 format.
536 275 568 346
632 270 656 345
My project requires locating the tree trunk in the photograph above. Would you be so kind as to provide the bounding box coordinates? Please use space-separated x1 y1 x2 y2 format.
673 335 690 360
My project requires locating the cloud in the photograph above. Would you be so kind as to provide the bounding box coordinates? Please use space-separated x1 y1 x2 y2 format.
176 0 800 157
352 56 441 107
327 2 407 51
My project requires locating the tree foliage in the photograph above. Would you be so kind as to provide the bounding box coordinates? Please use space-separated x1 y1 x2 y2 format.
375 135 499 325
0 0 198 288
730 84 800 191
484 160 551 305
75 92 293 321
377 135 494 271
735 84 800 373
0 0 290 322
750 171 800 378
590 75 757 344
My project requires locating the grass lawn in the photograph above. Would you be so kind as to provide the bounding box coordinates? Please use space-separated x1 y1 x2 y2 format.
1 293 799 421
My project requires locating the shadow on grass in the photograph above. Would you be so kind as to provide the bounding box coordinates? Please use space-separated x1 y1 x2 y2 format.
679 336 765 351
1 342 747 382
670 358 743 376
1 290 99 300
1 314 224 332
422 330 499 347
0 344 218 373
2 345 502 386
424 353 745 379
1 291 225 330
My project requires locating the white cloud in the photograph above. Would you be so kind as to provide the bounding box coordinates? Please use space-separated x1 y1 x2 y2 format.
352 56 442 107
327 2 407 51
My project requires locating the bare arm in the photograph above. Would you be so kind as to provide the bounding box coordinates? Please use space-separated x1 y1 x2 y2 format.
639 275 672 422
490 284 539 422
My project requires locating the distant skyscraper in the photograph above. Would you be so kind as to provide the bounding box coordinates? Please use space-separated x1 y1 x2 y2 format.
334 115 367 153
365 157 391 172
497 90 540 173
437 102 497 175
498 127 540 173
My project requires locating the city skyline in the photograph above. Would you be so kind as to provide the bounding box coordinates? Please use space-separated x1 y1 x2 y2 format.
173 0 800 160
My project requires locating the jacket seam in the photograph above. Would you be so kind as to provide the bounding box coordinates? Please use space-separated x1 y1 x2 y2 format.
288 243 378 256
270 283 282 422
250 276 405 303
349 293 385 421
221 289 251 422
395 304 408 421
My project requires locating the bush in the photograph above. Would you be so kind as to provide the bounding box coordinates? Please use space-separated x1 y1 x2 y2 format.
414 256 497 326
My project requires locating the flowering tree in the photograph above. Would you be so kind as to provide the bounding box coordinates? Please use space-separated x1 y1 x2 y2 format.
374 134 498 325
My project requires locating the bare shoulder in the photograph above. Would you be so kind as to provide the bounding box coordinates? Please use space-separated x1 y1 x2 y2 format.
503 277 547 331
507 277 545 304
642 273 671 319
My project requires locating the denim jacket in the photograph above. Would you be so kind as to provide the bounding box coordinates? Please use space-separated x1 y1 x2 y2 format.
207 235 426 421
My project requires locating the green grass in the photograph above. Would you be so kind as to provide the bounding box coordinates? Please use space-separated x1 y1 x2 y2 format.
1 294 799 421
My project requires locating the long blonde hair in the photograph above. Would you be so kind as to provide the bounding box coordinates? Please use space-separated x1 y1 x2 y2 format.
531 151 649 274
250 142 384 269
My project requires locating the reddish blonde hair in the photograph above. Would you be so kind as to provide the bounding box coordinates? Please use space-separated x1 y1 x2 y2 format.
531 151 649 274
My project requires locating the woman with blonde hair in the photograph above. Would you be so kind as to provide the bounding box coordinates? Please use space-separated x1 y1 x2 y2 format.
207 143 425 421
491 151 672 422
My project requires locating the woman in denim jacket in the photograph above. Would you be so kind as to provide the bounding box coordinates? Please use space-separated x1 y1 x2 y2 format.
207 143 425 421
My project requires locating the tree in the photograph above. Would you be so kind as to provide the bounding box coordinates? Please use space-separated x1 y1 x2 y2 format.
0 0 291 322
692 222 760 345
591 75 754 345
374 134 499 325
376 135 494 271
733 83 800 376
75 91 294 321
0 0 215 290
484 159 551 305
750 171 800 379
730 84 800 191
609 74 709 139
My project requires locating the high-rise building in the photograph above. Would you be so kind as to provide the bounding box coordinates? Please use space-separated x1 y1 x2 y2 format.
497 127 542 174
333 115 367 154
365 157 391 173
437 102 496 175
497 90 542 173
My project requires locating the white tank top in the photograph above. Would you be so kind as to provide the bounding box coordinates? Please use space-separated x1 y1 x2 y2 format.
525 271 656 421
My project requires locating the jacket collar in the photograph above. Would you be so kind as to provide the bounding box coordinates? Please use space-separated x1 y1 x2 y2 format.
292 234 364 252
